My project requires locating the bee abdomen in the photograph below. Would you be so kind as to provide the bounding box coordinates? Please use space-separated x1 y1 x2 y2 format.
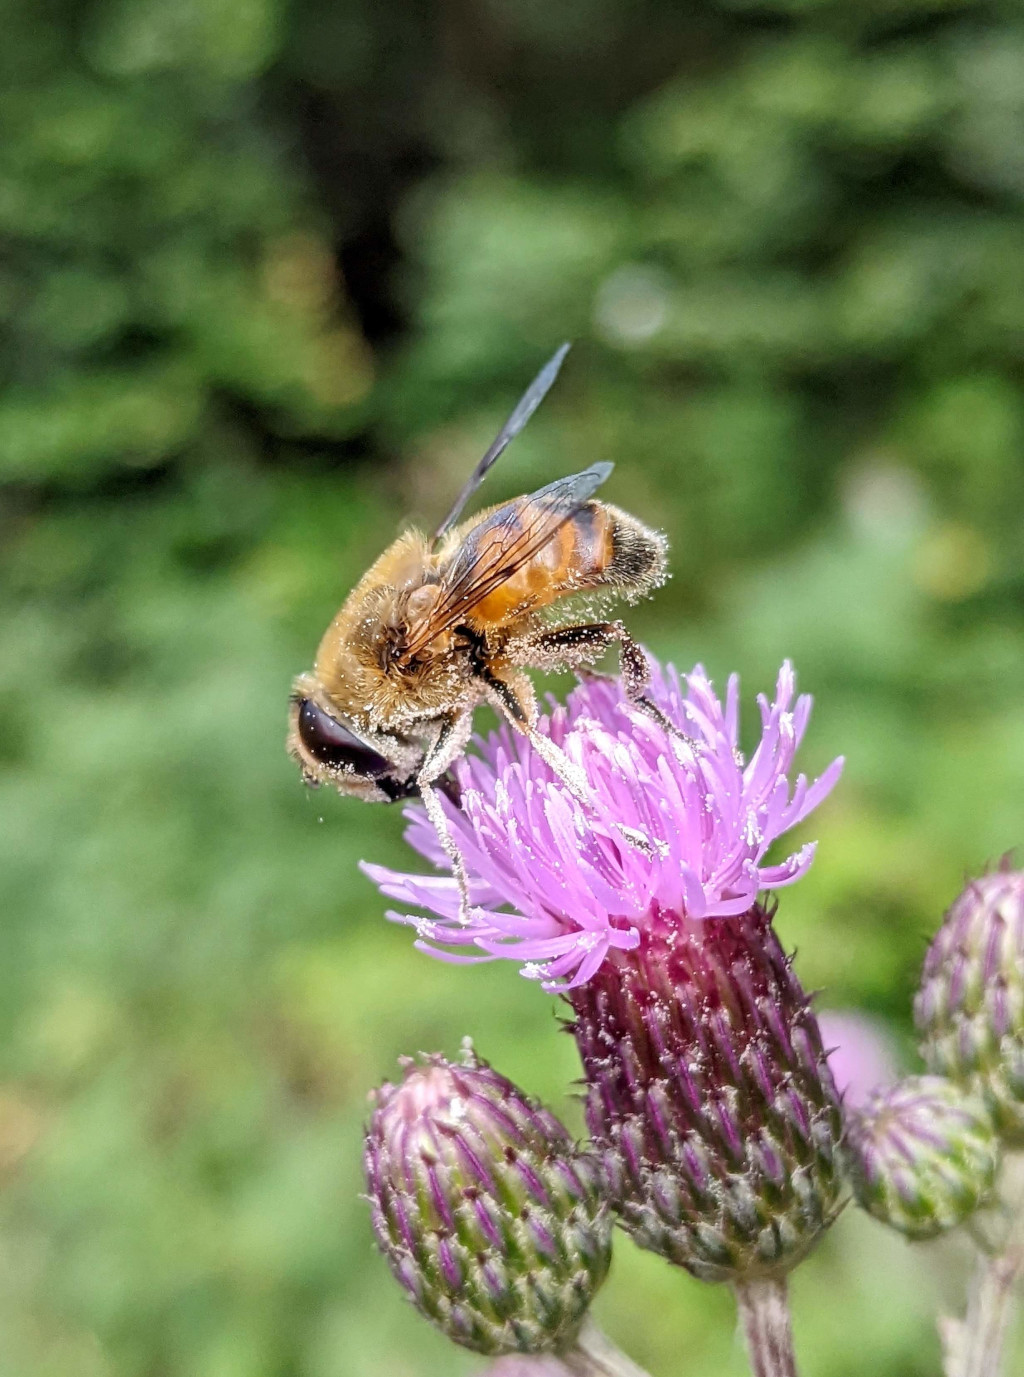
562 500 667 598
603 503 668 593
464 500 666 629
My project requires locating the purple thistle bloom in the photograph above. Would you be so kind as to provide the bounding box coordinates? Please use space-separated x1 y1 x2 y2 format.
817 1010 899 1110
363 659 842 990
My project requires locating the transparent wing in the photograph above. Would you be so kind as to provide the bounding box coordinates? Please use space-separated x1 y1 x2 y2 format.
433 343 571 542
401 462 613 661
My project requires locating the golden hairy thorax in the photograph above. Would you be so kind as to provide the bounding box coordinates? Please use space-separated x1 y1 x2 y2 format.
313 531 442 720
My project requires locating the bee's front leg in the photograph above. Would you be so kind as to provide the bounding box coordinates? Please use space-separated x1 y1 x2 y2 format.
416 713 475 924
479 660 666 860
477 665 592 803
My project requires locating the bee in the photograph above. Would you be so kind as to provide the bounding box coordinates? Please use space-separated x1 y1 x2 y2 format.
288 344 671 908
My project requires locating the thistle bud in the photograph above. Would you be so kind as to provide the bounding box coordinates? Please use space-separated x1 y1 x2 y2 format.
364 1044 612 1356
915 869 1024 1142
845 1075 998 1240
569 904 843 1284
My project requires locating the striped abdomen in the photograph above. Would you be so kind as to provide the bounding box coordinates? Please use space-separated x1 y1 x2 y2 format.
464 500 666 629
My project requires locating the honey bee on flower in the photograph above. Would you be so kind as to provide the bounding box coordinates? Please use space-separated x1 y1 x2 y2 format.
289 345 672 914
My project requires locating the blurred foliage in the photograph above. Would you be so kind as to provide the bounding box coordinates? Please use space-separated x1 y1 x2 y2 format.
1 0 1024 1372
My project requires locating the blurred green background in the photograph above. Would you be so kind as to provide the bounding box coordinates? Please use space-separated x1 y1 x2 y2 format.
2 0 1023 1372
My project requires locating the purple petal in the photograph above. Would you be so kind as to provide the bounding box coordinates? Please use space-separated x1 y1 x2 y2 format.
362 658 842 987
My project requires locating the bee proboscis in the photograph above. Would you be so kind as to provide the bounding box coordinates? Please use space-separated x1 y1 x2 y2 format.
288 345 670 911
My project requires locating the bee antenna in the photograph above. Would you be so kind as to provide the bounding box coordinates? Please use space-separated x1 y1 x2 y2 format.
434 342 572 541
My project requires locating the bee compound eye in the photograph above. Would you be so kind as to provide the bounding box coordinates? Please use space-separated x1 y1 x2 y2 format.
376 774 421 802
296 699 393 779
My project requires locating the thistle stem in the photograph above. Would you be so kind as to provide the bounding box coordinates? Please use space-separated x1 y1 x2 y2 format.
564 1315 654 1377
943 1226 1024 1377
961 1248 1021 1377
734 1277 799 1377
942 1155 1024 1377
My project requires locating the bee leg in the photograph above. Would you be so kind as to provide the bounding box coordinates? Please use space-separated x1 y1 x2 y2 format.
576 664 614 683
524 621 700 753
416 714 475 924
479 666 593 803
482 662 664 860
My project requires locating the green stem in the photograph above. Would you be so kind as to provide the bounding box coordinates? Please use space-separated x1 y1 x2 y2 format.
734 1276 799 1377
942 1232 1024 1377
943 1155 1024 1377
564 1315 655 1377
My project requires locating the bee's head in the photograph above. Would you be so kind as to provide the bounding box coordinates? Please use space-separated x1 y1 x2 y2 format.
287 681 422 803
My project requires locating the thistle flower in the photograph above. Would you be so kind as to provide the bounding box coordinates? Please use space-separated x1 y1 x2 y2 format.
817 1010 899 1109
915 867 1024 1143
363 661 842 991
364 1044 611 1356
570 902 844 1282
845 1076 999 1240
365 659 844 1284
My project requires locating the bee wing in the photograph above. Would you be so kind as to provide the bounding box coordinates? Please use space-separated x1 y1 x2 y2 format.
433 343 571 542
401 462 613 661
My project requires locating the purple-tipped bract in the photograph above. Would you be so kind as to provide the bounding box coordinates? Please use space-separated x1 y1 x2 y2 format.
569 902 845 1282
